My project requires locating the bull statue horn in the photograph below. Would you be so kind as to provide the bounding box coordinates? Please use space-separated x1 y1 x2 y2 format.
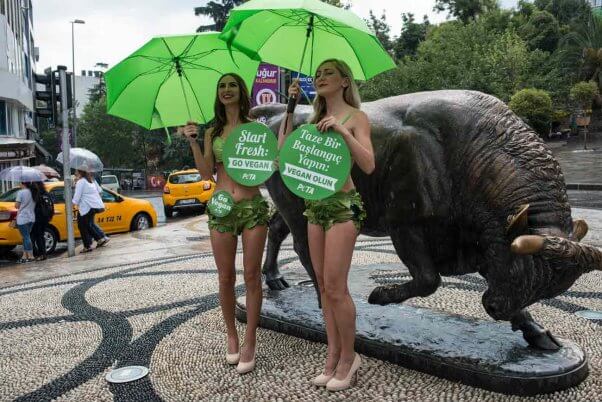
506 204 529 236
571 219 588 241
511 235 602 272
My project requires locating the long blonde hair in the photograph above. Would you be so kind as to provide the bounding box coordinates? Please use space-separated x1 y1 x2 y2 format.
310 59 361 124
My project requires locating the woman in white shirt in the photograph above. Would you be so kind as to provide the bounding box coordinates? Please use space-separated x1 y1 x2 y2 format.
72 170 107 252
15 182 38 262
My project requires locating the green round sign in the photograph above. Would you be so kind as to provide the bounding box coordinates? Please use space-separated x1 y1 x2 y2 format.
207 190 234 217
279 124 351 200
223 122 278 186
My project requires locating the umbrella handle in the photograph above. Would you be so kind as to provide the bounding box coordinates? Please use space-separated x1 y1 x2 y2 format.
287 95 297 113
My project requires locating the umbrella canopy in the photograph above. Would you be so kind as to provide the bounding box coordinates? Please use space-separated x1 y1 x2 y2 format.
105 32 261 129
33 165 60 179
57 148 104 173
0 166 46 183
220 0 396 80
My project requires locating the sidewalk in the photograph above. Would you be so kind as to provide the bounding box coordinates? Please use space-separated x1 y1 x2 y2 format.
550 133 602 188
0 209 600 400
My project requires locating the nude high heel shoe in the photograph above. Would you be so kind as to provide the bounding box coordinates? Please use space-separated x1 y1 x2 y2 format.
326 353 361 392
226 352 240 365
311 371 335 387
236 351 256 374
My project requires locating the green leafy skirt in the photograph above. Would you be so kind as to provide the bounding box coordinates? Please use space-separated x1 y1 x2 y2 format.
208 195 270 236
304 189 366 231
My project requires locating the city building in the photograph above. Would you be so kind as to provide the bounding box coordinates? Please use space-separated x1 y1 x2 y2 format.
0 0 50 192
591 0 602 9
75 69 103 116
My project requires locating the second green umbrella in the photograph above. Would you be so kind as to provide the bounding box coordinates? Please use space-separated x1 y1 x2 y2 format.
220 0 396 81
105 32 260 130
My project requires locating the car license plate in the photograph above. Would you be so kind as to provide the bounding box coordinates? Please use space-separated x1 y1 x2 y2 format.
180 199 196 205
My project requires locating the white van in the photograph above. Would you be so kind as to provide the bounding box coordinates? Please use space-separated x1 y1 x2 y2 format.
101 175 121 193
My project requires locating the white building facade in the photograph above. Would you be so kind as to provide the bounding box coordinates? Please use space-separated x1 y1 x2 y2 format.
0 0 48 192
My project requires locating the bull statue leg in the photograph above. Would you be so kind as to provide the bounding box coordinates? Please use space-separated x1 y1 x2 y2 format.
511 309 562 350
264 174 319 299
262 211 291 290
368 227 442 305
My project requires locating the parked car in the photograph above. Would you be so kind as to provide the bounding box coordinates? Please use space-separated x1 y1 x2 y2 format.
162 169 215 218
0 181 158 254
101 175 120 193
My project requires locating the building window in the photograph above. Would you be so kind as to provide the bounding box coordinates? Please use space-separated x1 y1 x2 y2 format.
0 101 6 135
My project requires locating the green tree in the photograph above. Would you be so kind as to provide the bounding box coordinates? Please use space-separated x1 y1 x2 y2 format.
570 81 599 111
194 0 246 32
508 88 553 136
433 0 498 23
366 10 393 53
78 98 147 169
519 10 561 52
559 14 602 90
533 0 591 28
394 13 430 60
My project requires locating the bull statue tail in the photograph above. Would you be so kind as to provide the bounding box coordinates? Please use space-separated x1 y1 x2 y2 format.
511 231 602 273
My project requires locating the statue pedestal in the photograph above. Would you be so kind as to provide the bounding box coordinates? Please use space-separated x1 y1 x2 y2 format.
235 265 588 396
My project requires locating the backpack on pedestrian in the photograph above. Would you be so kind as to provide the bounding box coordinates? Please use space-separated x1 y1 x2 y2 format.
36 192 55 221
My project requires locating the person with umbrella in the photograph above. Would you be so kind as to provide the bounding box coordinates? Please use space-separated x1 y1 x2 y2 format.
72 169 109 253
14 181 39 263
280 59 375 391
0 166 46 263
182 72 269 375
31 181 54 261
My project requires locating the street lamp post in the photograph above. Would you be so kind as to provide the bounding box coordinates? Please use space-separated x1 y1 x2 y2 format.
70 19 85 147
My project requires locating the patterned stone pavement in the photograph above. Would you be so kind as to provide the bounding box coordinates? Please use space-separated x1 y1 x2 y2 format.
0 226 601 401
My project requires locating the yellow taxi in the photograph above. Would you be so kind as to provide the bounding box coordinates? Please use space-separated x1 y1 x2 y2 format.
0 181 158 254
162 169 215 217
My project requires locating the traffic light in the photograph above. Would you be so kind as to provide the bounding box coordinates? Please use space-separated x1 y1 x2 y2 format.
34 67 58 125
33 67 74 127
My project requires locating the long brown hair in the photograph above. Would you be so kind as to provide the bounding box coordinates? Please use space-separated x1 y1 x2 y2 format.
211 73 252 140
310 59 361 124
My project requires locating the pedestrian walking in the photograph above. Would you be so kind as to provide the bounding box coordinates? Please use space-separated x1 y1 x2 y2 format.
184 73 269 374
280 59 375 391
31 181 54 261
72 170 109 252
15 182 39 263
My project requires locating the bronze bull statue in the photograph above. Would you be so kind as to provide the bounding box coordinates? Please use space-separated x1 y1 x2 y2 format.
253 90 602 350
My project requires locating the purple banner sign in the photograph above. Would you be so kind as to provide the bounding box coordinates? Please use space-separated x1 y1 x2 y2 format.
252 63 280 107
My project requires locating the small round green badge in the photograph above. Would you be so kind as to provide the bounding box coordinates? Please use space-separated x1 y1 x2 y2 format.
207 190 234 217
222 122 278 186
279 124 351 200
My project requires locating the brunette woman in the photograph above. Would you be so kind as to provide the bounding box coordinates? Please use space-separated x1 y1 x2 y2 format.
183 73 269 374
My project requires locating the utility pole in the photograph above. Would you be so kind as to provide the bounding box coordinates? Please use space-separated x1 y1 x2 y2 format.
58 66 75 257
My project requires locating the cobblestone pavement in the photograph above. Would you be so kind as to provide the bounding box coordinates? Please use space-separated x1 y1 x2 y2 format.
0 214 601 401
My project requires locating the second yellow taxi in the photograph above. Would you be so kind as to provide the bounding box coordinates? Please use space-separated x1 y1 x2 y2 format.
162 169 215 217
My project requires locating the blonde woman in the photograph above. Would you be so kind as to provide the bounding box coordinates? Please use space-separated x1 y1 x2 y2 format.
279 59 375 391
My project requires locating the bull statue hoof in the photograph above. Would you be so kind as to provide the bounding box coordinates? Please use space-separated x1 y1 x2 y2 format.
265 276 290 291
368 285 400 306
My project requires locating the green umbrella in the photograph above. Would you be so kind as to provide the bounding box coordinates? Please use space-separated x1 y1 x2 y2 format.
219 0 396 81
105 32 260 130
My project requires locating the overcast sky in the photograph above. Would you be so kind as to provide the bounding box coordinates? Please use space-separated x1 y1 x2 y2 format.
32 0 519 74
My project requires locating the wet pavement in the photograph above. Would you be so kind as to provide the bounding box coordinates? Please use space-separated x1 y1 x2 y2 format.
550 134 602 186
0 210 600 401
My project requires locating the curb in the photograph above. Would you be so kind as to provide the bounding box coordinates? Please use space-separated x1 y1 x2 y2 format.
566 183 602 191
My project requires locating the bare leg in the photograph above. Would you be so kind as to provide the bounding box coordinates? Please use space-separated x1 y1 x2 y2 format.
210 230 239 355
308 223 340 375
323 221 358 380
240 224 268 362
